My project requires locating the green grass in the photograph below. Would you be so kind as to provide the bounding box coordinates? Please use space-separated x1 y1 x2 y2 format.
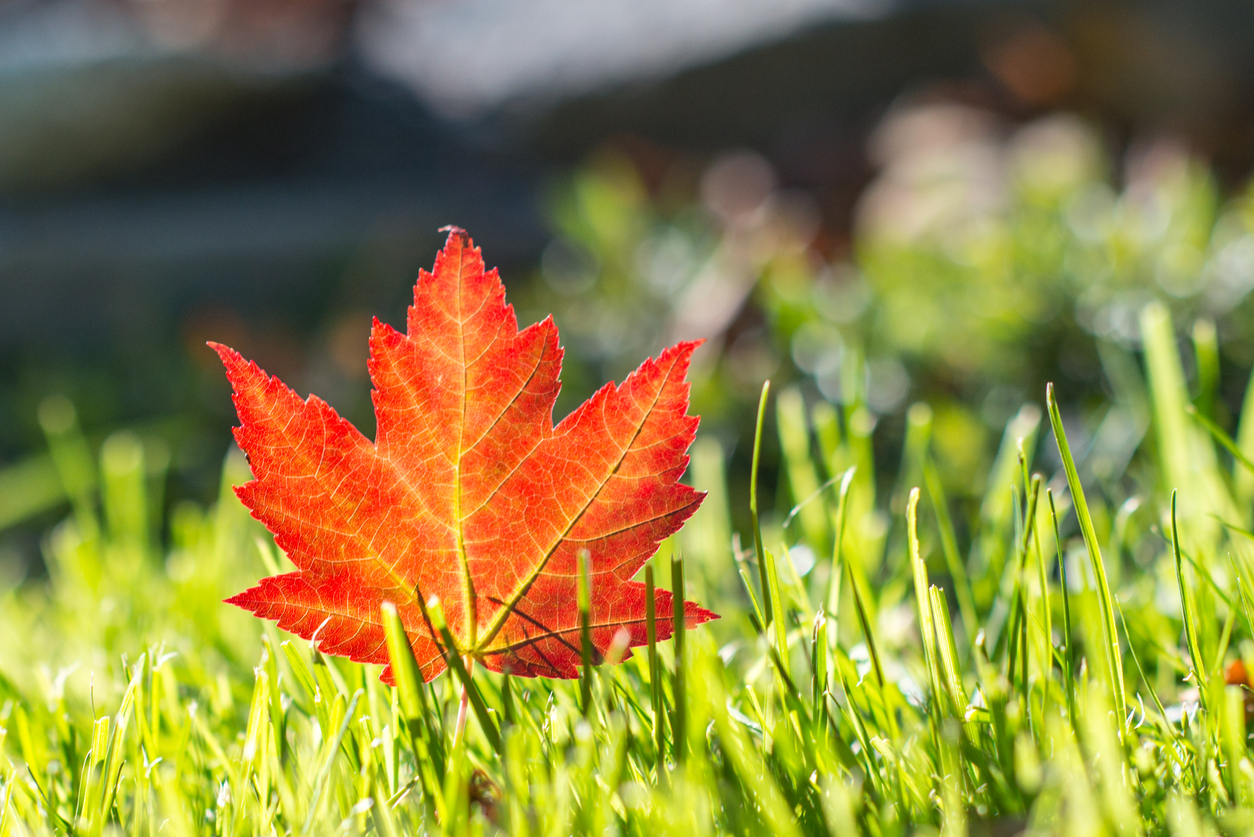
6 304 1254 835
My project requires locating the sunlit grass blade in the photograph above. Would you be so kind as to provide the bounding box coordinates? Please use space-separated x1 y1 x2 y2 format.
1081 687 1139 837
826 466 856 621
1003 476 1041 697
88 656 141 836
923 457 978 643
1142 302 1195 495
894 402 932 512
1047 382 1126 721
1186 402 1254 474
1171 490 1208 709
1236 360 1254 506
1211 592 1238 677
1142 301 1239 545
706 677 803 837
907 488 945 727
736 559 767 632
811 609 828 737
1224 685 1251 805
670 553 687 766
381 601 446 805
848 554 886 694
1193 318 1221 417
302 689 361 835
1115 601 1181 747
930 586 974 744
751 380 772 627
371 764 400 837
763 547 790 680
578 549 594 717
1030 486 1053 700
1230 557 1254 644
645 563 667 779
975 404 1041 607
778 385 830 552
425 598 502 754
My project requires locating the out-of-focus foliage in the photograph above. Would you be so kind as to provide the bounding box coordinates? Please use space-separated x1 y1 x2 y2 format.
525 148 822 411
529 106 1254 506
13 101 1254 835
855 105 1254 395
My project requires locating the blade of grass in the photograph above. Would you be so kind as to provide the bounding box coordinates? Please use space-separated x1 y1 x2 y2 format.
1020 475 1042 694
371 764 400 837
424 598 501 754
670 553 687 766
1171 491 1208 710
1163 528 1232 609
645 564 666 779
764 547 790 680
923 457 978 643
1224 684 1249 805
1235 360 1254 505
578 549 594 717
930 586 974 745
1116 601 1181 746
1047 383 1126 722
976 405 1041 606
751 380 773 627
1004 477 1041 694
1143 301 1239 547
707 681 803 837
848 558 885 694
778 386 831 552
1230 557 1254 642
1186 403 1254 475
301 689 361 836
1193 318 1220 422
780 473 843 532
735 559 767 631
91 657 142 836
845 560 897 741
1031 485 1053 700
260 636 286 764
0 767 12 835
381 601 447 808
907 488 945 728
812 610 828 738
1213 601 1238 678
826 467 856 621
280 640 319 707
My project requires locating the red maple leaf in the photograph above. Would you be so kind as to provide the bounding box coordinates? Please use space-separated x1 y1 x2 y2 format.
215 228 716 682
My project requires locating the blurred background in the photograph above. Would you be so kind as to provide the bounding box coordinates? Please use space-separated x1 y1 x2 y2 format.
6 0 1254 578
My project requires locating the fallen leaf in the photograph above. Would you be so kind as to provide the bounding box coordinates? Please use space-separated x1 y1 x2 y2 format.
216 228 716 681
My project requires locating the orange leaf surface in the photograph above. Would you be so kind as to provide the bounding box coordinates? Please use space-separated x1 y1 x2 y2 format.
216 228 716 682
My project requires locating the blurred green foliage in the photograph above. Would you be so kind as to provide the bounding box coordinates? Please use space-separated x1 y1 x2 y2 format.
526 106 1254 512
11 103 1254 834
